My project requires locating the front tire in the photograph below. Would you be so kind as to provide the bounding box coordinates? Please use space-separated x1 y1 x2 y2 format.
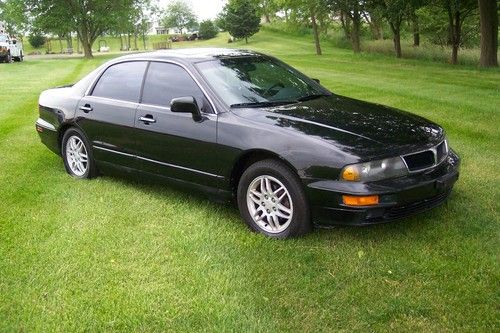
237 159 311 238
62 128 97 179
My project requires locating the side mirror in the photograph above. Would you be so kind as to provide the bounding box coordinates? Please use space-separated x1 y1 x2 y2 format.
12 40 16 45
170 96 202 122
312 78 320 84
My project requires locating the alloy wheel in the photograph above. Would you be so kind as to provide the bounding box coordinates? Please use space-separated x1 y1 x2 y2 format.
65 135 88 177
246 175 294 233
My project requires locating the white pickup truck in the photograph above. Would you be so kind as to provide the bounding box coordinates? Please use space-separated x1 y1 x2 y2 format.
0 34 23 63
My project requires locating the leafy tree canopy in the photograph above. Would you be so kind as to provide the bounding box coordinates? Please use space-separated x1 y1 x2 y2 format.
162 0 197 33
220 0 261 43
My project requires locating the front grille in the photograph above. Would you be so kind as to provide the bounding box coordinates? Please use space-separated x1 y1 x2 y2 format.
403 150 435 171
385 190 450 220
402 140 449 172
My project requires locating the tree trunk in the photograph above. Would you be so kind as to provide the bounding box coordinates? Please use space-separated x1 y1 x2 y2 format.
389 22 402 58
363 11 382 40
340 10 351 40
127 33 131 51
66 34 73 49
448 7 460 64
142 34 147 50
351 14 361 53
245 37 248 43
59 38 63 53
134 34 138 50
76 34 80 54
119 34 124 51
81 40 93 58
311 10 322 55
478 0 498 67
79 28 93 58
451 44 459 64
411 12 420 46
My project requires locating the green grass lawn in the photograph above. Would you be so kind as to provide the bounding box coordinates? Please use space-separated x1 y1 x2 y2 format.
1 28 499 331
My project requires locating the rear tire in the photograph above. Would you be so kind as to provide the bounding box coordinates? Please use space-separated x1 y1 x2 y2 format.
237 159 311 238
62 128 98 179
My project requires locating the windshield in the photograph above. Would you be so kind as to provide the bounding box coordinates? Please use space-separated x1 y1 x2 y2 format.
195 56 330 107
0 35 8 43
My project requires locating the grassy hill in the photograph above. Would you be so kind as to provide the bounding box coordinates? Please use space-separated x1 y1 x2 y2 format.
1 27 499 331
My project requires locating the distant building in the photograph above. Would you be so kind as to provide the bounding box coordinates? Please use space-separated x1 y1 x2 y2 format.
148 19 168 35
147 19 192 35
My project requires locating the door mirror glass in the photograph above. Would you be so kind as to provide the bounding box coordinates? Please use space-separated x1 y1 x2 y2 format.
312 78 320 84
170 96 202 121
12 40 16 45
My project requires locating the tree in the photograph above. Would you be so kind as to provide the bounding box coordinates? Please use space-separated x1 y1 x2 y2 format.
331 0 366 53
442 0 478 64
309 0 323 55
363 7 384 40
478 0 498 67
28 33 45 48
198 20 218 39
162 0 197 34
27 0 138 58
372 0 408 58
260 0 278 23
407 0 428 46
0 0 28 35
220 0 261 43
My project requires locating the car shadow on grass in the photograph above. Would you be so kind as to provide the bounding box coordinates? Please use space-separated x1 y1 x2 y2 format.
95 166 459 243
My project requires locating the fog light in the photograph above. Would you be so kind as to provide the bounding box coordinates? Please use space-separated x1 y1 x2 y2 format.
342 195 379 206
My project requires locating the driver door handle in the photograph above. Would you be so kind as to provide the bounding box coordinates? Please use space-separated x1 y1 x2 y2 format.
79 104 93 113
139 115 156 124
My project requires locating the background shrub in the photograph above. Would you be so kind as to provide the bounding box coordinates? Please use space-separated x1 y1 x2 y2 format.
28 34 45 48
198 20 218 40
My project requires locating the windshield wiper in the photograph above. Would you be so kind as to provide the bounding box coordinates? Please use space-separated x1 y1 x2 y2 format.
296 93 330 102
230 100 297 108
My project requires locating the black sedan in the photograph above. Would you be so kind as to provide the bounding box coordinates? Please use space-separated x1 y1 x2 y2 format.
35 48 460 238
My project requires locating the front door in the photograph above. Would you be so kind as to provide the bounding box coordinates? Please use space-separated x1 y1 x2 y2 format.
134 61 220 188
75 61 148 167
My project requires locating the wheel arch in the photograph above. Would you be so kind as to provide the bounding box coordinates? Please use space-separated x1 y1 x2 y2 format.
57 123 85 155
229 149 299 196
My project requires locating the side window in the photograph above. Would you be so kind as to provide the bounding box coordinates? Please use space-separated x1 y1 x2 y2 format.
92 61 147 102
142 62 210 112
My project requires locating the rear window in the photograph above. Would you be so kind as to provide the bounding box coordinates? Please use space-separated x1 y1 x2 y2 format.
92 61 147 102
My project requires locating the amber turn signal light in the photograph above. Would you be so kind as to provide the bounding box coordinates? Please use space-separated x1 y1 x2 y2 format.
341 166 360 181
342 195 379 206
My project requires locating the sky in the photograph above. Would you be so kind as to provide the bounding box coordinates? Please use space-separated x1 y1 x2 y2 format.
158 0 228 20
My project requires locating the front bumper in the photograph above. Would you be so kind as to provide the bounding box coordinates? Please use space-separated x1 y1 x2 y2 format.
307 150 460 226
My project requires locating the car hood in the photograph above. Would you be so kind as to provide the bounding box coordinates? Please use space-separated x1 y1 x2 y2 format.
233 95 444 159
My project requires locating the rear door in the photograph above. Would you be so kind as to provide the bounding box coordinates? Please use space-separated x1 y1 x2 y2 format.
76 61 148 167
135 61 220 188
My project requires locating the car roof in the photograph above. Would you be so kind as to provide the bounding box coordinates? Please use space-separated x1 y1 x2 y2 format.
116 48 263 63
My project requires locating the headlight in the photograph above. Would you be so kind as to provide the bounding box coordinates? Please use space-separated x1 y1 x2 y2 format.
340 156 408 182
